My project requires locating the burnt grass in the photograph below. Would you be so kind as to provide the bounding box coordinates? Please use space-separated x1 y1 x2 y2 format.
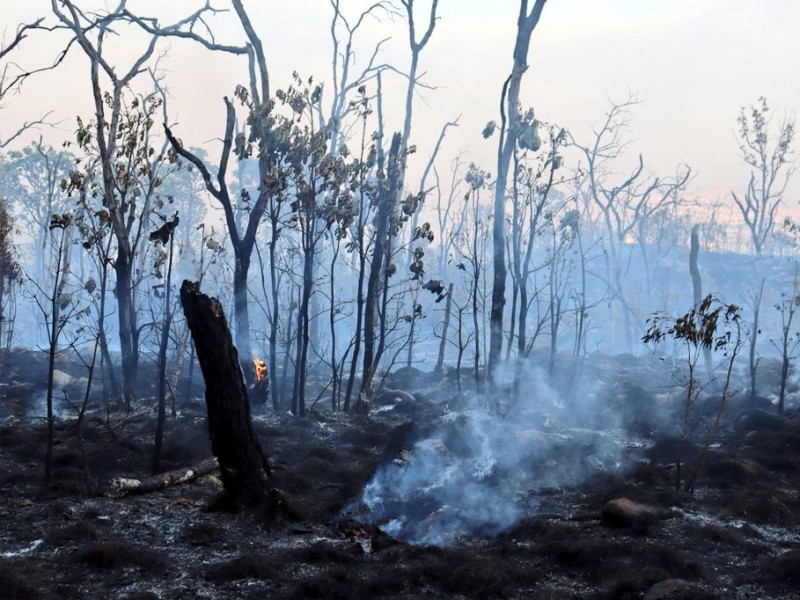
1 350 800 598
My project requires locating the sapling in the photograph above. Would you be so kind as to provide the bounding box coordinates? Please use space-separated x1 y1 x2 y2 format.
771 262 800 414
644 295 742 493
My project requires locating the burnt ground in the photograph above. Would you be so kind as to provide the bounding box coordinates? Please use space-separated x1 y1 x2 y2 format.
1 349 800 599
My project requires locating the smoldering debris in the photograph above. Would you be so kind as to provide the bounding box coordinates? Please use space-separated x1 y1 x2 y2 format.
346 368 638 545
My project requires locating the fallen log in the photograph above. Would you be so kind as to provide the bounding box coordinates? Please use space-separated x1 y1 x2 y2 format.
103 456 219 497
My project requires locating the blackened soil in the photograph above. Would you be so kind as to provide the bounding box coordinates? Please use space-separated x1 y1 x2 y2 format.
1 351 799 599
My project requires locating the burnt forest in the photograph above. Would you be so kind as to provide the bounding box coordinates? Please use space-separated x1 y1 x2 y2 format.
1 1 799 599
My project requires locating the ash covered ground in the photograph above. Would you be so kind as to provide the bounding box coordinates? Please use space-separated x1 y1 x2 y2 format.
1 349 800 599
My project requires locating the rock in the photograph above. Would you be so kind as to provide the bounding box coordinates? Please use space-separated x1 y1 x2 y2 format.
644 578 716 600
601 497 658 530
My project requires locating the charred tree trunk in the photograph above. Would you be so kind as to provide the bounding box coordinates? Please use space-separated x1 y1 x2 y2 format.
488 0 548 386
115 251 139 408
344 209 367 412
748 278 765 406
268 219 282 411
689 225 716 387
180 280 271 508
357 132 402 412
152 223 177 474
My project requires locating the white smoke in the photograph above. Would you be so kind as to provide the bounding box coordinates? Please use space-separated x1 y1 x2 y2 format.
348 365 633 546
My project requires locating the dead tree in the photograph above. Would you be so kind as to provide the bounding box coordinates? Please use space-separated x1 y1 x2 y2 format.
689 224 716 388
179 280 271 508
489 0 549 383
732 97 796 256
572 95 692 351
127 0 272 381
0 17 57 149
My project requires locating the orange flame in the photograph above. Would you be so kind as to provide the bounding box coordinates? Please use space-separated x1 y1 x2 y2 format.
253 358 268 382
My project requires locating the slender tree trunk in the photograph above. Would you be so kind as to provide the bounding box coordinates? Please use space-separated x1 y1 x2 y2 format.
329 244 340 411
778 354 790 414
293 246 314 417
268 225 281 411
435 282 454 372
689 225 716 386
489 0 548 384
472 241 482 391
748 278 765 406
358 133 402 411
115 254 139 408
282 286 297 404
344 220 367 412
233 256 254 381
45 224 70 483
152 229 176 474
94 235 120 400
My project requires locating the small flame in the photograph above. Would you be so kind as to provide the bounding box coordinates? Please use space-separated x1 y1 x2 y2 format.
253 358 268 382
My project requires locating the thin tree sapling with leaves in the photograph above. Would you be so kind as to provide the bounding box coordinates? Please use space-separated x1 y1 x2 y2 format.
643 295 742 494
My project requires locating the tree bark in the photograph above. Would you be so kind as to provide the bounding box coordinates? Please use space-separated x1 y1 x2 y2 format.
179 280 271 508
357 132 403 412
488 0 548 385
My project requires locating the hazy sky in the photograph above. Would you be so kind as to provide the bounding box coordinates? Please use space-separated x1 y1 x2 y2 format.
2 1 798 213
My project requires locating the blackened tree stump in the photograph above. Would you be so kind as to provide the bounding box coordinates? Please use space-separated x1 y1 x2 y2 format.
179 280 271 508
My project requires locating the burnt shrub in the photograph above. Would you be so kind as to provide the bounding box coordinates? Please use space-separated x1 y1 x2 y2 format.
684 523 748 547
121 592 161 600
295 456 338 480
328 460 380 499
726 490 795 526
284 540 359 565
274 470 313 494
294 566 364 599
202 555 280 582
72 541 167 573
0 560 41 600
0 468 37 487
47 520 100 544
180 521 223 546
303 445 340 462
538 538 705 584
702 455 767 487
52 450 84 469
539 538 628 572
607 566 670 598
161 428 210 465
52 465 86 483
629 462 673 487
439 558 539 598
769 550 800 585
49 477 87 497
734 409 792 434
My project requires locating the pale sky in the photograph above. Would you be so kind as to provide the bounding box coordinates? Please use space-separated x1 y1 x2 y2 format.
2 0 799 214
